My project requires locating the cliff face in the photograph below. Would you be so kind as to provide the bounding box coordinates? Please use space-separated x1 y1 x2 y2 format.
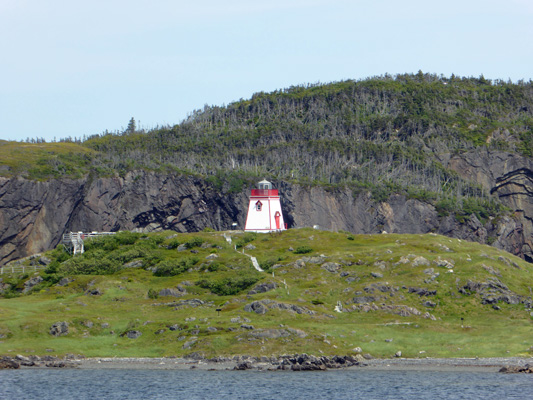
0 150 532 265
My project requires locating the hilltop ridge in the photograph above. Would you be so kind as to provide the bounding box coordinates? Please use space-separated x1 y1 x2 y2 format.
0 73 532 264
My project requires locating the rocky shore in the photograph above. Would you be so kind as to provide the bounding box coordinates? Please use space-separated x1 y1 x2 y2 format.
2 354 533 373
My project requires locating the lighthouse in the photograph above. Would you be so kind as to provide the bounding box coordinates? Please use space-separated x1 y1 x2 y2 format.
244 180 286 232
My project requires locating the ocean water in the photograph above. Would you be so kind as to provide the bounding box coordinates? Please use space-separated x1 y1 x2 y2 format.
1 369 532 400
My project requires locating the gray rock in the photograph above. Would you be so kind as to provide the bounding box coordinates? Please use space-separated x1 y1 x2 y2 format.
423 300 437 308
39 256 52 266
412 256 430 267
177 244 187 252
371 272 383 278
248 282 277 295
125 330 142 339
321 262 341 273
244 301 268 314
205 253 218 260
123 260 143 269
241 324 255 330
159 287 187 298
352 296 378 304
82 320 93 328
434 258 454 269
482 264 502 277
409 287 437 297
286 328 308 338
23 276 43 293
302 256 326 264
244 300 315 315
57 277 74 286
244 244 256 250
182 338 197 349
249 329 290 339
50 322 69 337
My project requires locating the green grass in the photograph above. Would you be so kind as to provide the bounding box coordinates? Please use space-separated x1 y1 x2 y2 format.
0 140 95 179
1 228 532 359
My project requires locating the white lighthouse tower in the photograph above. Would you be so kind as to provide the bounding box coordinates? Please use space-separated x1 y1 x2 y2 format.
244 180 286 232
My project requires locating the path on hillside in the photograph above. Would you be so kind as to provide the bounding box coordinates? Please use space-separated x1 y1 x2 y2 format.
223 233 290 293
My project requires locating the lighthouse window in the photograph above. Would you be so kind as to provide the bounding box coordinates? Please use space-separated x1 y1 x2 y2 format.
255 201 262 211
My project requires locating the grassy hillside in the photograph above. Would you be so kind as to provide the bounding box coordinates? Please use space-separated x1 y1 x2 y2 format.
1 229 532 359
0 140 95 180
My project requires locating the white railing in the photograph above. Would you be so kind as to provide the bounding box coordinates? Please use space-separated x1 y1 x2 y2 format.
62 231 116 255
0 265 44 275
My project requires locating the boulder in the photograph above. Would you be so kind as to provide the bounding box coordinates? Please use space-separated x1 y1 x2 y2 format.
248 282 277 295
0 357 20 369
57 277 74 286
39 256 52 266
412 256 430 267
123 260 144 269
159 287 187 298
23 276 43 293
50 321 69 336
125 330 142 339
321 262 341 273
408 287 437 297
234 361 253 370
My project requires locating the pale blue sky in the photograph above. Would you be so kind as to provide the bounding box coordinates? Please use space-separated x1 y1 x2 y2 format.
1 0 532 142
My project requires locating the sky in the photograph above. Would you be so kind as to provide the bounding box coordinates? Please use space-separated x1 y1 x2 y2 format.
1 0 532 142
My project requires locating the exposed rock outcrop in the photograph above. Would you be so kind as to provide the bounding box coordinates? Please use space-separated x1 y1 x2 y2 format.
244 300 316 315
49 321 69 336
1 149 532 265
459 278 533 308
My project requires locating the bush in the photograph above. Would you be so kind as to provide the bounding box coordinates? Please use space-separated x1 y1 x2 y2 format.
58 254 122 275
206 262 225 272
196 275 261 296
114 231 141 245
147 288 159 299
235 232 257 249
435 197 456 217
153 257 199 277
294 246 313 254
185 237 204 249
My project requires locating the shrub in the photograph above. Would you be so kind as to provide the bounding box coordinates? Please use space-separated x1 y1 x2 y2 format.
147 288 159 299
153 257 199 277
114 231 141 245
294 246 313 254
435 197 456 217
58 254 122 275
185 237 204 249
196 275 261 296
235 232 257 249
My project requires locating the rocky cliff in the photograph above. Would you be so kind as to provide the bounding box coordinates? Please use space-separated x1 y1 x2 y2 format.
0 150 532 265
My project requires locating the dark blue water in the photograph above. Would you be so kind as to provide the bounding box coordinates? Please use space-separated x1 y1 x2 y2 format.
1 369 532 400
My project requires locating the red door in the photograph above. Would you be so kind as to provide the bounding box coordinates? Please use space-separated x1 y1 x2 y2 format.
275 212 281 229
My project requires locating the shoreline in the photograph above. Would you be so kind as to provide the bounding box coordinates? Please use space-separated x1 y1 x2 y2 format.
4 354 533 372
76 356 533 372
